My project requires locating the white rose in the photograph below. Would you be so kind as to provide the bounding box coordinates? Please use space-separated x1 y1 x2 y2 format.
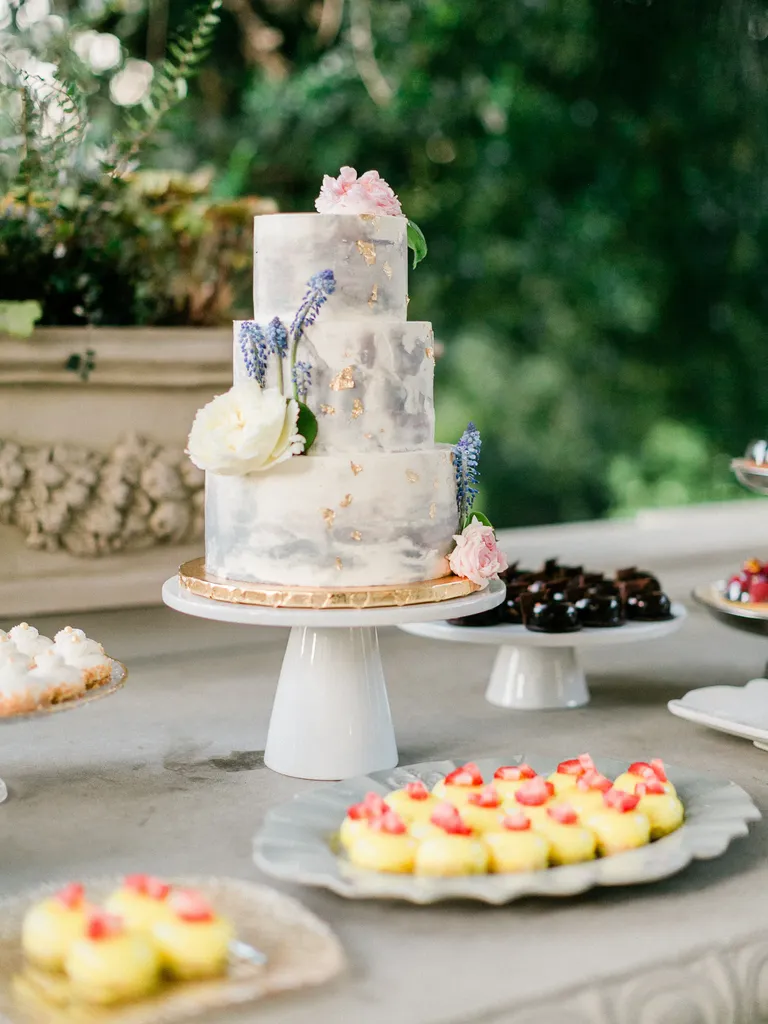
186 383 305 475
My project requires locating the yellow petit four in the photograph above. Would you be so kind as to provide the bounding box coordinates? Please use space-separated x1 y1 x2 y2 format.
348 811 417 873
585 788 651 855
565 769 614 820
613 759 676 797
484 812 550 873
491 763 537 800
533 804 597 865
151 889 234 981
508 775 556 826
547 754 596 796
634 780 685 839
338 792 388 850
65 910 159 1005
22 883 90 972
414 805 488 877
104 875 173 933
432 761 485 806
385 781 440 826
460 785 507 833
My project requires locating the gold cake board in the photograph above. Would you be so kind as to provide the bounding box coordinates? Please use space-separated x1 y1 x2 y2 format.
178 557 479 610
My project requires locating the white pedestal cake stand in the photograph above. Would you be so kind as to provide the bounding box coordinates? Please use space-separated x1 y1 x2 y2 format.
400 605 686 710
161 576 505 781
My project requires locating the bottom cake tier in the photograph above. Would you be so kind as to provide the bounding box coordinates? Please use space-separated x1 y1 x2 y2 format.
205 445 459 587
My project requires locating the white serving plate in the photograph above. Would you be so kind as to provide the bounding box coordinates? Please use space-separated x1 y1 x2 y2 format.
253 753 760 905
668 678 768 750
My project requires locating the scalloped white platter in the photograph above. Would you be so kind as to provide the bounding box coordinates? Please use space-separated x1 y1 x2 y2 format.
253 753 760 905
668 678 768 750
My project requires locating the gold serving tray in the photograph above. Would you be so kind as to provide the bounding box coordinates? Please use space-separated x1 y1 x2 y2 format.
178 557 479 610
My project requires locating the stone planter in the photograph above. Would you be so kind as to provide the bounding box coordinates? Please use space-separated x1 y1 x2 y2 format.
0 326 230 617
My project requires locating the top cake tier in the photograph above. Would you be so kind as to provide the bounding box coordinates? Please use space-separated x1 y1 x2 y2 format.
253 213 408 322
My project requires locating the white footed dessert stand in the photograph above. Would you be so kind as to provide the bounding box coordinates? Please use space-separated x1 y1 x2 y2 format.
400 604 686 710
162 577 505 781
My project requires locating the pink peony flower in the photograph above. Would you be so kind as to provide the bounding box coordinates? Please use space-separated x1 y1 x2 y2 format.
448 517 508 588
314 166 403 216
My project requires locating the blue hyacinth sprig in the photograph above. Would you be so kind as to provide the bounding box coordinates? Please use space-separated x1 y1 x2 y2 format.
454 422 489 529
292 360 312 401
289 269 336 385
238 320 267 387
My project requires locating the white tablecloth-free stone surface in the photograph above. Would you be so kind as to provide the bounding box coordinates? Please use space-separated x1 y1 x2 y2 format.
3 507 768 1024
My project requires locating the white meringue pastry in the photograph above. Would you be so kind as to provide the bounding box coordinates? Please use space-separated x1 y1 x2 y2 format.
54 627 110 686
0 652 51 714
29 649 86 701
9 622 53 659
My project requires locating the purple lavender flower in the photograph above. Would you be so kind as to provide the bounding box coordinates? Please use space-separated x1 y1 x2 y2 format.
292 361 312 401
290 269 336 344
266 316 288 356
238 321 267 386
455 422 481 524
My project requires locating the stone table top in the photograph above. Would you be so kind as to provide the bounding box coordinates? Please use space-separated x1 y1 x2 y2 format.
3 512 768 1023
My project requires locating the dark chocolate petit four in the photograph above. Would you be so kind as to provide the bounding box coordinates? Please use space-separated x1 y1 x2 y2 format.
446 557 674 630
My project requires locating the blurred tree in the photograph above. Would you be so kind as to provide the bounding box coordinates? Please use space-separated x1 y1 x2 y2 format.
4 0 766 525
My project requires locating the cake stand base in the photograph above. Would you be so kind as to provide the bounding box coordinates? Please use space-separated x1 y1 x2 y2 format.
400 606 686 711
162 576 505 780
486 645 589 710
265 626 397 779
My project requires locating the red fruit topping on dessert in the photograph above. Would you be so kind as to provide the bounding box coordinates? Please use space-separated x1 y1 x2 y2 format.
347 792 387 819
627 761 654 779
603 788 640 813
86 910 123 940
125 874 171 900
429 802 473 835
547 804 578 825
635 779 665 796
515 777 555 806
649 759 668 783
170 889 215 923
749 578 768 603
444 762 483 787
468 785 502 808
371 810 407 835
494 764 536 782
576 769 612 793
556 753 595 776
502 812 531 831
405 781 429 800
55 883 85 910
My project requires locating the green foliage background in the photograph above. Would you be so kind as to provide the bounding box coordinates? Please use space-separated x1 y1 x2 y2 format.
9 0 768 526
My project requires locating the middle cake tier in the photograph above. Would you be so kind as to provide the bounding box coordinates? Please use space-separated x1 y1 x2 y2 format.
205 446 459 587
234 319 435 454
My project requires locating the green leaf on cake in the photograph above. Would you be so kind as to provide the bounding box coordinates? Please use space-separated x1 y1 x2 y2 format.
462 510 494 531
0 300 43 338
407 220 428 268
297 402 318 453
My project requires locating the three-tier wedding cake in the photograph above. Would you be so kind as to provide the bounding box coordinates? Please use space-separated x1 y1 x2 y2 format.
186 167 506 594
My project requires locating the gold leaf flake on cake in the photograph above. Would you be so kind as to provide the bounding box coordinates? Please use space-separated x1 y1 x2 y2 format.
321 508 335 529
329 366 355 391
356 240 377 265
320 404 336 415
382 261 393 279
429 502 437 520
359 213 378 223
335 557 343 571
425 347 434 360
351 398 364 419
363 432 373 440
340 493 353 507
368 284 378 308
351 530 362 541
406 470 419 483
350 462 363 475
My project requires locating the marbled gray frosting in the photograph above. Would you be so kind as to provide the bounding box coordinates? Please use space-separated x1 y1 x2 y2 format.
233 319 435 454
253 214 407 323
